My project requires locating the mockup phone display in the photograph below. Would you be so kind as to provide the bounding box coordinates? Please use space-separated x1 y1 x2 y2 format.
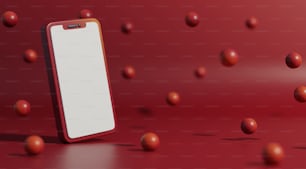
46 18 116 143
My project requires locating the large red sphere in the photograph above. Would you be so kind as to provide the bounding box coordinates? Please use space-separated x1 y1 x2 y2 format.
80 9 93 18
241 118 257 134
185 12 199 27
121 21 134 34
24 49 38 63
262 143 285 165
122 65 136 79
195 66 207 78
294 85 306 102
167 91 180 106
286 52 302 68
220 48 239 67
2 11 18 27
24 135 45 155
141 132 160 151
14 100 31 116
246 16 258 29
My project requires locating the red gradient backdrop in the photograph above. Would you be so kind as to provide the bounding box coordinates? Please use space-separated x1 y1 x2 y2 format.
1 0 306 168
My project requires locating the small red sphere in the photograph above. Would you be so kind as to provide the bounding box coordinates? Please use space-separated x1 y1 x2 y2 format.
246 16 258 29
24 49 38 63
14 100 31 116
286 52 302 68
167 91 180 106
220 48 239 67
122 65 136 79
195 66 207 78
185 12 199 27
24 135 45 155
121 21 134 34
2 11 18 27
294 85 306 102
79 9 93 18
141 132 160 151
241 118 257 134
262 143 285 165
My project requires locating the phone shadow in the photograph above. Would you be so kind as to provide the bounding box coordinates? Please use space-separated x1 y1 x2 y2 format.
40 25 63 141
0 133 59 144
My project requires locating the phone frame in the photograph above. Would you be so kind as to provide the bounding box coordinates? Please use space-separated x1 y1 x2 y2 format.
45 18 116 143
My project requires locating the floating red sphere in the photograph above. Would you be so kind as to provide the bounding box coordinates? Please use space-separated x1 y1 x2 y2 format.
141 132 160 151
294 85 306 102
262 143 284 165
2 11 18 27
24 49 38 63
241 118 257 134
195 66 207 78
286 52 302 68
220 48 239 67
24 135 45 155
185 12 199 27
14 100 31 116
122 65 136 79
167 91 180 106
79 9 93 18
121 21 134 34
246 16 258 29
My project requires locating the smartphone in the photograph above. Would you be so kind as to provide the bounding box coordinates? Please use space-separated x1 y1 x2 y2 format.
46 18 116 143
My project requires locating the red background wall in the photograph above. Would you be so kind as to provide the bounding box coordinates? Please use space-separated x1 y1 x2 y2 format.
1 0 306 168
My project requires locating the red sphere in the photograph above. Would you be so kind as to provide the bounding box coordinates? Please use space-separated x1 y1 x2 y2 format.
241 118 257 134
141 132 160 151
80 9 93 18
185 12 199 27
294 85 306 102
262 143 285 165
246 16 258 29
220 48 239 67
2 11 18 27
195 66 207 78
14 100 31 116
286 52 302 68
24 135 45 155
167 91 180 106
121 21 134 34
122 65 136 79
24 49 38 63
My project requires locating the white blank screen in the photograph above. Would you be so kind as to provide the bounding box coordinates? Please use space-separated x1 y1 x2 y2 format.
50 21 115 139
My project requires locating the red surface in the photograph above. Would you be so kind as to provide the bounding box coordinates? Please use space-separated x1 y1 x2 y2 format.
2 0 306 168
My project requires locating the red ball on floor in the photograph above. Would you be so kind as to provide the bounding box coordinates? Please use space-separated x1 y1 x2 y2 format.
195 66 207 78
286 52 302 68
241 118 257 134
2 11 18 27
24 135 45 155
246 16 258 29
220 48 239 67
121 21 134 34
122 65 136 79
14 100 31 116
262 143 284 165
24 49 38 63
141 132 160 151
185 12 199 27
167 91 180 106
294 85 306 102
79 9 93 18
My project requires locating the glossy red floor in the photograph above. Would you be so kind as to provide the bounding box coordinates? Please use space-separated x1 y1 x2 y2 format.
2 0 306 168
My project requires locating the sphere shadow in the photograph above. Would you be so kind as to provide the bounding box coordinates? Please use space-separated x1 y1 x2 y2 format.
222 137 260 141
